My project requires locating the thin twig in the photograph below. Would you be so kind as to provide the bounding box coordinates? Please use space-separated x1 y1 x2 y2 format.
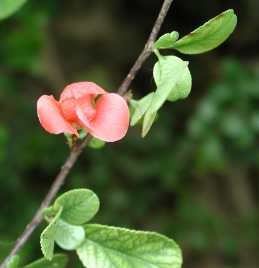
117 0 173 96
0 1 173 267
0 135 92 268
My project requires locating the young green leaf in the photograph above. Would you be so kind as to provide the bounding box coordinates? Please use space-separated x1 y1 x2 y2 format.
40 207 62 260
153 56 192 102
88 137 106 149
153 31 179 49
172 9 237 54
54 219 85 250
77 224 182 268
53 189 100 225
41 206 55 218
130 93 154 126
142 53 188 137
6 255 20 268
166 67 191 101
22 254 68 268
79 128 88 139
0 0 27 20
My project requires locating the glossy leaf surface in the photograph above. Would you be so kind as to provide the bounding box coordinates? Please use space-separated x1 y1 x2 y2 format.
172 9 237 54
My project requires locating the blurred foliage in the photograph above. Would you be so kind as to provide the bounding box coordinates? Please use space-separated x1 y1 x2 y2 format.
0 1 259 268
0 0 27 20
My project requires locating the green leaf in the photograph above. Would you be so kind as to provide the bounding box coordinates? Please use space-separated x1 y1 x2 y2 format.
153 31 179 49
41 206 55 218
153 57 192 102
142 53 188 137
88 137 106 149
40 207 62 260
54 219 85 250
130 93 154 126
6 255 20 268
53 189 100 225
77 224 182 268
0 0 27 20
79 128 88 139
22 254 68 268
172 9 237 54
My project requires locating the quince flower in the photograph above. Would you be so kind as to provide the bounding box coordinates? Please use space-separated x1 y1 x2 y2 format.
37 82 129 142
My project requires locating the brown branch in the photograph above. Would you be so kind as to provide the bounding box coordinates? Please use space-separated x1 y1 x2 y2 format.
0 135 92 268
0 1 173 267
117 0 173 96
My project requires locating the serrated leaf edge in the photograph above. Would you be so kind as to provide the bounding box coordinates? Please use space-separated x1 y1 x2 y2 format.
40 207 63 260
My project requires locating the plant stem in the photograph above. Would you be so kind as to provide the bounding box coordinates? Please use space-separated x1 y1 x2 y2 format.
0 1 173 267
117 0 174 96
0 135 92 268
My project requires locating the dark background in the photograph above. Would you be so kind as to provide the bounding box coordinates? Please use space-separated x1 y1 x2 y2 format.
1 0 259 267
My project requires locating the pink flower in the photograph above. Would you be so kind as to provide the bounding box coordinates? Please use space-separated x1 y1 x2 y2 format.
37 82 129 142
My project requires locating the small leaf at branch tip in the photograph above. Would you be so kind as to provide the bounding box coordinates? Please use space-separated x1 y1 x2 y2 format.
172 9 237 54
153 31 179 49
142 55 189 137
41 206 54 218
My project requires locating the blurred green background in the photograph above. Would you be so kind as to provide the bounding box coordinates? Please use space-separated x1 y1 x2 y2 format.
1 0 259 267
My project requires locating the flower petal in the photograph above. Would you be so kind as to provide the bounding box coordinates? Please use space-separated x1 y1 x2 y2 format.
37 95 79 137
68 95 97 129
60 82 107 102
76 95 97 121
86 93 129 142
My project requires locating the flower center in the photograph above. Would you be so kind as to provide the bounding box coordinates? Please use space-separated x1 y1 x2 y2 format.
60 96 97 126
60 98 78 122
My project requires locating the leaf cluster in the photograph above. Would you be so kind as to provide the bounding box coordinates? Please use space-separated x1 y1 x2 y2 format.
130 9 237 137
7 189 182 268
